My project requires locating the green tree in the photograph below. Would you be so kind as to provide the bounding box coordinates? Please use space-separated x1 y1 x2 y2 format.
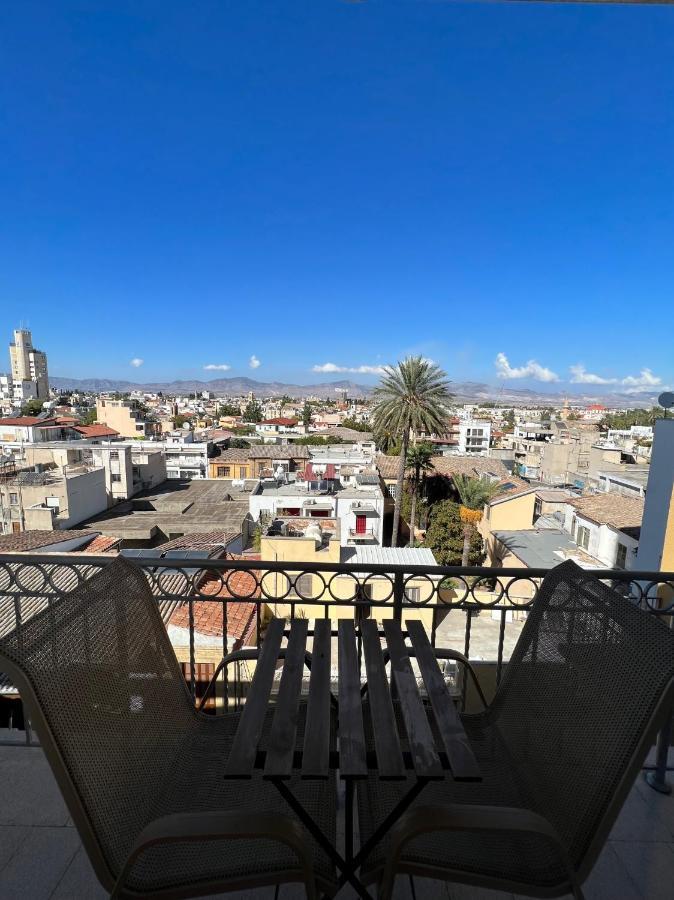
172 414 190 429
452 474 502 567
341 417 371 432
424 501 483 566
371 356 452 546
294 435 344 445
302 401 312 429
280 395 292 406
405 443 435 545
243 400 263 423
20 399 45 416
601 407 660 431
228 437 251 449
79 408 97 426
502 409 515 429
217 401 240 417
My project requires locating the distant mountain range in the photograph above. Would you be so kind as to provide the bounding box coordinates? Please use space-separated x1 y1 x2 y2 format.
48 375 663 408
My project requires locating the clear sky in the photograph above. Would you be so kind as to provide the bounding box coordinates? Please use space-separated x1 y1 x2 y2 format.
1 1 673 393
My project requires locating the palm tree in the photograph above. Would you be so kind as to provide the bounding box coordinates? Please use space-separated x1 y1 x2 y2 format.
372 357 452 546
452 474 502 566
406 442 435 545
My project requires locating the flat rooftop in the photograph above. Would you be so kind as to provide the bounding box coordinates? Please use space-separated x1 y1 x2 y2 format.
598 466 650 488
493 528 602 570
74 480 250 543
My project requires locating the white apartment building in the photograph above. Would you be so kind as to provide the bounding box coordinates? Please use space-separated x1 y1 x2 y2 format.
8 329 49 399
249 475 384 547
563 494 642 570
456 420 492 455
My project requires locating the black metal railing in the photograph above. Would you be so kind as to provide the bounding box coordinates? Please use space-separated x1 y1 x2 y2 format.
1 552 672 787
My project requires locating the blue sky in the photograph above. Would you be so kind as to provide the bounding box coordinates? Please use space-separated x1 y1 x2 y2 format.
1 1 673 393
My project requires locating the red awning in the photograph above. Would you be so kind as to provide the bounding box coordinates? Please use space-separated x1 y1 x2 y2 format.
304 463 314 481
325 463 336 479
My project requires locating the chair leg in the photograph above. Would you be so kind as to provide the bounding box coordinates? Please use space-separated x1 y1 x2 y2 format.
408 874 416 900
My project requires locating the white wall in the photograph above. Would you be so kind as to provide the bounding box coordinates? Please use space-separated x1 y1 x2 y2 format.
636 419 674 571
59 468 108 527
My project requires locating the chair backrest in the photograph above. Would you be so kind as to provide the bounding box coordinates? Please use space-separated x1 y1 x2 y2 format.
0 555 195 881
491 560 674 872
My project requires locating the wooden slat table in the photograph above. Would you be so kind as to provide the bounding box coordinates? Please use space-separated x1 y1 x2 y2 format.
224 617 481 899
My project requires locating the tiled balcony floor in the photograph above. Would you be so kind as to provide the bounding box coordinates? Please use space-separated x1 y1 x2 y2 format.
1 742 673 900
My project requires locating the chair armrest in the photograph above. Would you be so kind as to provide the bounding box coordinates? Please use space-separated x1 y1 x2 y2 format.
379 803 583 900
111 809 317 900
198 647 338 711
360 645 489 711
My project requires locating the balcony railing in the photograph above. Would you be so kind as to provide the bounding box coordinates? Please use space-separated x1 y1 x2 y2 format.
1 552 672 787
348 528 376 540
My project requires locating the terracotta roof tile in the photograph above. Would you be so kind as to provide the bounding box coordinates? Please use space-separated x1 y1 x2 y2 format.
72 424 120 438
570 494 644 532
82 535 121 553
0 530 100 552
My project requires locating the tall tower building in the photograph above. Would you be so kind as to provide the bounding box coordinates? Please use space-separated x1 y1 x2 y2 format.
9 329 49 399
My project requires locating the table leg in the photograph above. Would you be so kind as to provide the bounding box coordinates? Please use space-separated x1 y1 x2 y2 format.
271 778 374 900
336 777 430 891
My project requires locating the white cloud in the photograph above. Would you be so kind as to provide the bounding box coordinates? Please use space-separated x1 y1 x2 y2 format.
569 364 618 385
203 363 231 372
312 362 386 375
494 353 559 383
129 358 144 368
621 368 661 389
249 355 261 369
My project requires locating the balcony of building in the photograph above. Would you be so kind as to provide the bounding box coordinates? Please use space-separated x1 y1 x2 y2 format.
0 554 673 899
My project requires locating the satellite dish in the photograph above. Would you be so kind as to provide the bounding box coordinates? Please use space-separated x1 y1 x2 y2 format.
658 392 674 410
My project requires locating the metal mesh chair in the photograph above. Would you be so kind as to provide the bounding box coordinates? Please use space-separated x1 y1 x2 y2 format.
0 556 336 899
357 560 674 899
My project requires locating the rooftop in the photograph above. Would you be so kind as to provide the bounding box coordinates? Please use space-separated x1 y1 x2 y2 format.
571 493 645 533
0 530 112 554
340 545 437 567
492 528 601 569
73 480 250 542
598 465 651 489
71 423 120 438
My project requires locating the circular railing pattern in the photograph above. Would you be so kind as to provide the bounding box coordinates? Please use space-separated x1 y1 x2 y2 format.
1 558 673 623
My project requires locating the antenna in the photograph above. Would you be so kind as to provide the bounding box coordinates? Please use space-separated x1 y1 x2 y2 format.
658 392 674 419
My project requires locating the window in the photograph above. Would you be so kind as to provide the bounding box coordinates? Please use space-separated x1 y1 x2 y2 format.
577 525 590 551
293 573 313 598
405 586 420 603
615 543 628 569
387 484 397 499
110 450 119 460
239 467 246 478
9 492 18 505
111 474 121 483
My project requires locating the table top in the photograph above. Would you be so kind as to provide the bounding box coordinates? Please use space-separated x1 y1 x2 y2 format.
224 617 481 783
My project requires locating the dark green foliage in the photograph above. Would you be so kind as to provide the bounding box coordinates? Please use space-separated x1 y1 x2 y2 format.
243 401 263 423
20 399 45 416
341 417 371 432
424 501 483 566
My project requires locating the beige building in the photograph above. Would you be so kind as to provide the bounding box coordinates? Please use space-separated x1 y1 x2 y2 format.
9 329 49 399
96 398 159 439
259 520 440 630
479 486 537 567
